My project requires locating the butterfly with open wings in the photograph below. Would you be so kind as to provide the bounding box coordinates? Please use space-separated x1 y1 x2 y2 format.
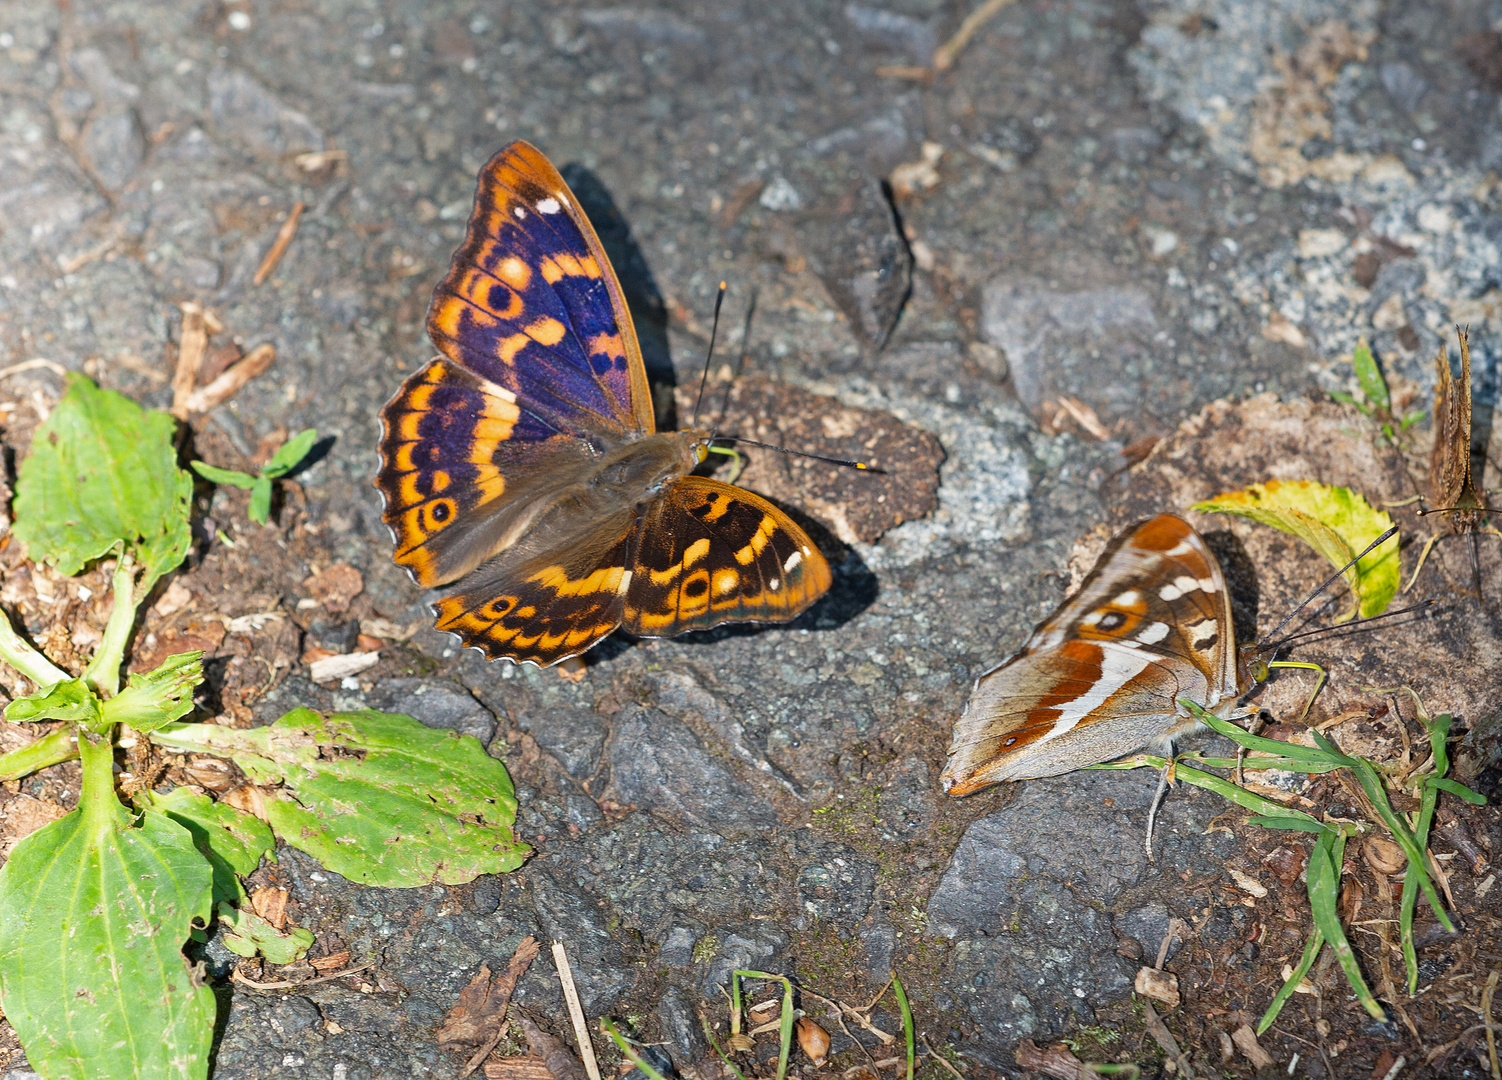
376 141 831 667
942 514 1264 794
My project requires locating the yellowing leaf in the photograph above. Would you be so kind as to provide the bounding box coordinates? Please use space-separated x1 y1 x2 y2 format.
1192 479 1398 621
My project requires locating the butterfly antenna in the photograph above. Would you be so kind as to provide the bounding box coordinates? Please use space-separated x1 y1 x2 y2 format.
712 435 885 473
1265 599 1442 651
1255 525 1400 651
714 286 759 428
690 281 728 430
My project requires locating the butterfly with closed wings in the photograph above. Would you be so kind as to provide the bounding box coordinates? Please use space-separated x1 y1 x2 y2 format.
942 513 1403 796
376 141 832 667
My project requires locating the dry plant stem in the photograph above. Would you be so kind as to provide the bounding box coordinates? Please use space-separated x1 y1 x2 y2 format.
1142 1001 1194 1079
171 302 208 419
0 358 69 383
551 942 600 1080
920 1034 965 1080
182 344 277 414
1483 970 1500 1080
254 201 306 285
229 961 376 990
932 0 1019 70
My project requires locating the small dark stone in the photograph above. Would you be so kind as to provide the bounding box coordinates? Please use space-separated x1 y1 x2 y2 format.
804 180 912 349
470 875 503 916
368 678 496 744
657 986 709 1064
268 996 322 1042
607 705 777 832
306 617 359 654
521 705 608 779
623 1043 676 1080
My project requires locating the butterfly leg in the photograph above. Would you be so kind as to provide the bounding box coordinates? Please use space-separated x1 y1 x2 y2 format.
1145 758 1177 862
1402 532 1443 593
706 444 746 485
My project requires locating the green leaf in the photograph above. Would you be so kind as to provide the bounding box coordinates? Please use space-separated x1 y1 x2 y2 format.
103 651 203 732
1400 409 1426 431
189 461 257 489
1428 776 1486 805
4 678 102 726
1185 702 1351 768
248 476 273 525
0 795 215 1079
13 375 192 590
1350 337 1390 413
260 428 318 479
1305 828 1386 1021
1192 479 1399 620
1259 919 1324 1033
151 710 530 886
1327 389 1369 415
216 901 314 964
139 788 274 906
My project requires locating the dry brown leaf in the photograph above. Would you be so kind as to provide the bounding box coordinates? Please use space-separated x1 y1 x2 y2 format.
1232 1023 1275 1069
1013 1039 1090 1080
250 886 289 930
520 1014 589 1080
1134 966 1181 1009
437 936 541 1076
485 1057 555 1080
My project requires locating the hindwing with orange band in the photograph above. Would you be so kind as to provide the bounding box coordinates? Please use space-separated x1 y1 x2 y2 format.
622 477 832 637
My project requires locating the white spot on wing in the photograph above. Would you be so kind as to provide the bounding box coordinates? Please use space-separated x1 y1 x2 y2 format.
769 578 780 591
513 206 526 218
1198 576 1219 592
1137 621 1171 645
1164 540 1195 557
1081 610 1104 626
618 570 633 594
784 550 802 572
536 196 561 214
1041 644 1156 742
1114 589 1140 607
1160 575 1200 601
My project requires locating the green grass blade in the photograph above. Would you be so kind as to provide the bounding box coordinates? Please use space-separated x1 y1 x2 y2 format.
892 974 915 1080
1428 777 1486 804
600 1018 671 1080
1305 829 1385 1021
1184 702 1350 766
1259 922 1325 1033
1343 755 1453 932
1170 764 1329 831
699 1011 750 1080
1246 816 1330 833
1351 337 1390 412
735 971 793 1080
261 428 319 479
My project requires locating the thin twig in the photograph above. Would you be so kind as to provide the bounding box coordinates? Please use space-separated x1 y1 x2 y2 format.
552 941 600 1080
181 343 277 414
803 990 877 1066
230 960 375 990
933 0 1020 71
0 358 68 382
171 302 209 419
921 1034 965 1080
254 201 306 285
1483 970 1500 1080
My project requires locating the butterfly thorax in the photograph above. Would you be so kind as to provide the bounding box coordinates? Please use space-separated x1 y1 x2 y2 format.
586 429 711 504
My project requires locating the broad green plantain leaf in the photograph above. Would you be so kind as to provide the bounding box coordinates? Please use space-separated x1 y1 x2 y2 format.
13 375 192 590
0 797 215 1080
1192 479 1398 620
261 428 318 479
104 651 203 731
216 901 315 964
189 461 256 488
139 787 274 905
3 678 101 726
151 710 530 886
